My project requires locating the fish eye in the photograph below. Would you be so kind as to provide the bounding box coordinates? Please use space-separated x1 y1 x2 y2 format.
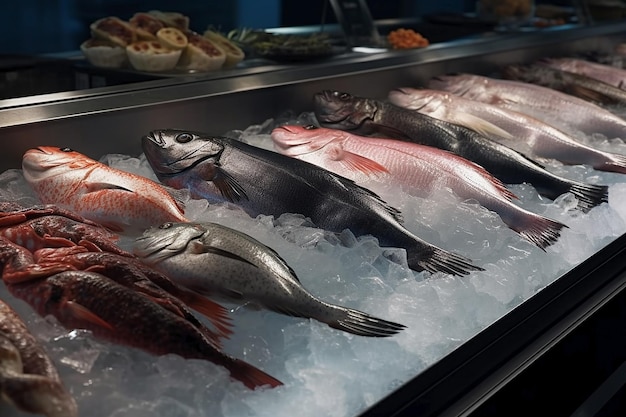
159 222 173 229
304 125 318 130
339 92 351 101
175 133 194 143
60 147 73 152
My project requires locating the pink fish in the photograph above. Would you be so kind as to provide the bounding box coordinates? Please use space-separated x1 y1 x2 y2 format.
271 125 566 249
22 146 189 233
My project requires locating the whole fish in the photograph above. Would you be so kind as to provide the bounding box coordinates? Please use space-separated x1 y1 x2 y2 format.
134 221 407 337
142 129 483 276
428 73 626 140
22 146 189 233
502 63 626 106
8 270 282 389
542 57 626 89
271 124 565 249
388 87 626 175
313 90 607 213
0 299 78 417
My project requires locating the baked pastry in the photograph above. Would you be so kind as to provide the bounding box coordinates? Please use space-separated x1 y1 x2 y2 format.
203 30 245 68
147 10 190 30
177 31 226 71
90 16 137 47
157 27 188 50
129 12 165 40
126 41 182 72
81 38 128 68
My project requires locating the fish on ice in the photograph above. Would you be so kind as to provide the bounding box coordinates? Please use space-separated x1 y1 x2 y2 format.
7 270 282 390
388 87 626 175
141 128 483 276
541 57 626 89
21 146 189 233
271 124 566 249
428 73 626 140
313 90 607 214
134 221 407 337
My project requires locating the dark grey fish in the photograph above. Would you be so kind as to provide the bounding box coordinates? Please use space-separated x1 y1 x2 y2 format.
502 63 626 106
313 90 607 216
141 129 483 276
134 221 406 337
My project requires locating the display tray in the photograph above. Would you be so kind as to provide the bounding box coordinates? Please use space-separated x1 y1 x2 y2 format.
2 23 626 417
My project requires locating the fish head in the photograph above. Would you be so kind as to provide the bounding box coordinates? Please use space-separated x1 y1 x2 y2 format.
313 90 378 132
270 124 343 157
387 88 446 113
22 146 96 183
133 221 206 263
142 129 225 176
427 73 481 97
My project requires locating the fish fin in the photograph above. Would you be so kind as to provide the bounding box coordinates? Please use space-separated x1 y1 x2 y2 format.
408 246 484 276
84 182 134 193
227 358 283 389
512 215 567 250
568 183 608 213
174 288 234 338
338 151 390 175
565 84 618 105
65 301 115 331
329 308 406 337
213 169 248 203
368 123 413 140
455 112 516 141
163 185 187 212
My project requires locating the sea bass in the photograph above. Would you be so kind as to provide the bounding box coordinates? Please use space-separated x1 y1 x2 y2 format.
271 124 565 249
22 146 189 233
142 129 483 276
542 57 626 89
0 299 78 417
313 90 606 213
428 73 626 140
502 63 626 107
134 221 406 337
389 87 626 175
8 270 282 389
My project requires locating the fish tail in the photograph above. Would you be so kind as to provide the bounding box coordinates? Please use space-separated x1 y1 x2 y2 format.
568 183 609 213
512 214 567 250
599 153 626 174
327 308 407 337
409 247 484 276
0 374 78 417
225 358 283 389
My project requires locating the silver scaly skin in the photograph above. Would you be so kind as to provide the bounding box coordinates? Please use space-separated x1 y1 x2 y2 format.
134 221 407 337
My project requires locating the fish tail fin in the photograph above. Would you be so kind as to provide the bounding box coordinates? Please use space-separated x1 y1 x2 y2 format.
568 183 609 213
512 214 567 250
327 308 407 337
226 358 283 389
599 153 626 174
409 247 484 277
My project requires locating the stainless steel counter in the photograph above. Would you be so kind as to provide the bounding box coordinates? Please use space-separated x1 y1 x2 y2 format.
0 23 623 171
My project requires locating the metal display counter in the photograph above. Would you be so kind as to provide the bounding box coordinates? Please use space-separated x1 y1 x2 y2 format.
1 22 626 417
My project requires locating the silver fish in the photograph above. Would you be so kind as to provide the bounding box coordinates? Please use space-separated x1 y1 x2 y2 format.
542 57 626 89
133 221 407 337
389 87 626 175
428 73 626 140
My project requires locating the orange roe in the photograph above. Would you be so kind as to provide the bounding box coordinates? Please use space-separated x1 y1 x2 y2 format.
387 28 429 49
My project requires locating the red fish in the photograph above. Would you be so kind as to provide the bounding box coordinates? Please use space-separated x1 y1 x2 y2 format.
272 124 566 249
22 146 189 233
8 270 282 390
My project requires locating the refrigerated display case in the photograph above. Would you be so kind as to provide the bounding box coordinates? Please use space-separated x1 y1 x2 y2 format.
1 20 626 417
